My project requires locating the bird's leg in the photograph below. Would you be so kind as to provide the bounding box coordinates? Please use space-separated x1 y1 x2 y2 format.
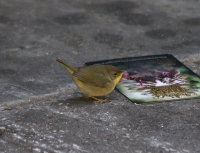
90 96 107 103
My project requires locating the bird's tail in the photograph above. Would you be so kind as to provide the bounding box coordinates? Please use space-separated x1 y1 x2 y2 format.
56 59 78 74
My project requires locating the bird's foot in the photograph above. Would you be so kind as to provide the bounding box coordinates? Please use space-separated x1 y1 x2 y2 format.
88 96 108 103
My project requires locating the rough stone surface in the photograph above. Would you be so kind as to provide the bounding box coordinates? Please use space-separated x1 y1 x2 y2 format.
0 0 200 152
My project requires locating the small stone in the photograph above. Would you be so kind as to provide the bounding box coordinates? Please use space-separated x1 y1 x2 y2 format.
59 130 65 133
0 126 6 130
4 107 12 110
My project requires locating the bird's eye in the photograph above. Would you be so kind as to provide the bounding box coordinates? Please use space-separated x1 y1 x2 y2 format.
114 73 118 76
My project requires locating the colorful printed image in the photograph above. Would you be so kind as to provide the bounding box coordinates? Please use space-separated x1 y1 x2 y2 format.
86 54 200 103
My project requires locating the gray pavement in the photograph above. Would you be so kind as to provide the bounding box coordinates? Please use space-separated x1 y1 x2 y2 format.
0 0 200 152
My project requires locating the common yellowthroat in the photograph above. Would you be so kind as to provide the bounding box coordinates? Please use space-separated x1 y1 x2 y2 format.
56 59 123 102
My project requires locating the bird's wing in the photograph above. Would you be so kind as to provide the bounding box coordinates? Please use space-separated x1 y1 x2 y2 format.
72 66 110 87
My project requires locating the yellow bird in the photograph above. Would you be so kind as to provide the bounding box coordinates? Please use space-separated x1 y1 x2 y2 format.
56 59 123 102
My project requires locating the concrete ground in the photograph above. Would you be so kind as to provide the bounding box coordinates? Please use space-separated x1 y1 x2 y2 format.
0 0 200 152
